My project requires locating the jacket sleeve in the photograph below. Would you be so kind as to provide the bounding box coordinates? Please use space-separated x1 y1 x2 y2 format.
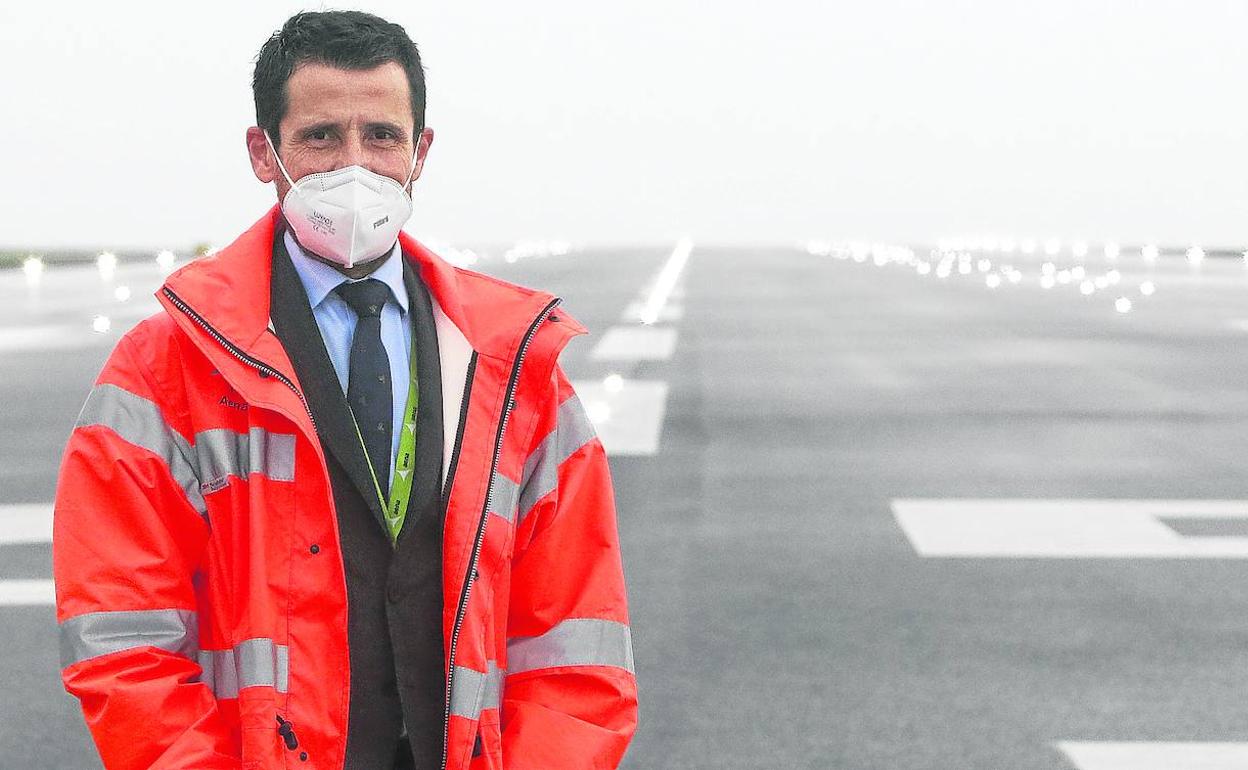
53 331 240 769
501 363 638 769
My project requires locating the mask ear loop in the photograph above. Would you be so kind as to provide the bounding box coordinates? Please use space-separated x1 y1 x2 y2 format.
263 130 298 188
402 135 422 194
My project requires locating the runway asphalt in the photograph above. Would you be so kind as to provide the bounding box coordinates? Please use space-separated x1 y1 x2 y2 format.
3 240 1248 768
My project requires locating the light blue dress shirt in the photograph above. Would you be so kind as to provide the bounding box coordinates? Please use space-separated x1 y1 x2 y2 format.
286 230 412 486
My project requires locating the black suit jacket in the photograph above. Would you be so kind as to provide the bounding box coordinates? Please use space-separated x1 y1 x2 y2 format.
269 229 447 770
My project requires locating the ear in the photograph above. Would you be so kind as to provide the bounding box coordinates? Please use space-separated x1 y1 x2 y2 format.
410 126 435 184
246 126 278 184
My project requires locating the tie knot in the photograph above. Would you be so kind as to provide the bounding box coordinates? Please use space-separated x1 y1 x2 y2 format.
335 279 390 318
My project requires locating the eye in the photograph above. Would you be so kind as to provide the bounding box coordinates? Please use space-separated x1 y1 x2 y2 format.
372 129 397 141
300 127 336 145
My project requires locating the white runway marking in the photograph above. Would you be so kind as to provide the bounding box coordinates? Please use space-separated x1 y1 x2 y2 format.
1057 741 1248 769
573 379 669 456
621 300 684 323
590 326 678 361
0 304 161 354
892 499 1248 558
638 238 693 325
0 503 52 544
0 324 113 353
1226 319 1248 333
0 579 55 606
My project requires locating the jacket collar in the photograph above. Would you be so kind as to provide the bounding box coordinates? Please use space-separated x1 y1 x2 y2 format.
159 205 583 365
285 230 410 314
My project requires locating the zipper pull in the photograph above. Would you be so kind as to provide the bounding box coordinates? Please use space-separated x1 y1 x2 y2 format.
275 714 300 749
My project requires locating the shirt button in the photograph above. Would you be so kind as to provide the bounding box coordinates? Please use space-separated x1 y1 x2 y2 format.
309 544 320 555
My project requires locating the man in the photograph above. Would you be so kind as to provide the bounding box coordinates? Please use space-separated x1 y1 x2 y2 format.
52 11 637 770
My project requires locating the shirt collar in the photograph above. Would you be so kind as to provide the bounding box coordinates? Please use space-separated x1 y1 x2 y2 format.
284 229 409 313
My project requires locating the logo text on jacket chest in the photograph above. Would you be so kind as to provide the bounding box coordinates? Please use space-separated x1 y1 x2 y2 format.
219 395 249 411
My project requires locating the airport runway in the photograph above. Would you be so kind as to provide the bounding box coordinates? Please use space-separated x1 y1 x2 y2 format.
4 240 1248 768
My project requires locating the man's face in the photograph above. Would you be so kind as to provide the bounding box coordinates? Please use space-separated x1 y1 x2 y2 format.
247 61 433 200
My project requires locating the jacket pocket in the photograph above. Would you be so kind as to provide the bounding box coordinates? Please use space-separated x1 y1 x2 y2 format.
238 693 284 769
468 712 503 770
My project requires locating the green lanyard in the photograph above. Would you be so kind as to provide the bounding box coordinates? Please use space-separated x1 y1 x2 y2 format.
347 332 419 546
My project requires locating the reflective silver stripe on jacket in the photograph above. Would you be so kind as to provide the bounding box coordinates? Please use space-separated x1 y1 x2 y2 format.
507 618 634 675
75 383 296 513
76 383 206 515
197 638 290 699
195 427 296 487
60 610 290 699
487 472 521 523
59 608 198 669
489 393 597 526
449 661 505 719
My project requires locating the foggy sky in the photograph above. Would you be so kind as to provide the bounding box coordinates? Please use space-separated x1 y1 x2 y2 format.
5 1 1247 251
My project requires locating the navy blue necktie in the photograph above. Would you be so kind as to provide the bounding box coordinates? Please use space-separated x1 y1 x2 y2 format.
335 279 393 499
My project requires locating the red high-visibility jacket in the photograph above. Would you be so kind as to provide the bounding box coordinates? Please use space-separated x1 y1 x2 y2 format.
53 207 638 770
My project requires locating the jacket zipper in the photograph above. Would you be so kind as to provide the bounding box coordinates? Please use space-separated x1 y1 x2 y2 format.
440 297 561 770
169 284 564 768
162 287 317 432
164 286 324 757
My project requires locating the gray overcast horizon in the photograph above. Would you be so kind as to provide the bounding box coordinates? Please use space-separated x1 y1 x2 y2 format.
5 1 1248 252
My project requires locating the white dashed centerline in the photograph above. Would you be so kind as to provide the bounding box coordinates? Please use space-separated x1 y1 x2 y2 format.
573 379 669 457
621 300 683 323
573 239 693 457
590 326 678 361
638 237 693 326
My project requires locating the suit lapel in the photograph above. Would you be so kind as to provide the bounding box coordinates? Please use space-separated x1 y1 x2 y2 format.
398 259 445 542
268 231 388 530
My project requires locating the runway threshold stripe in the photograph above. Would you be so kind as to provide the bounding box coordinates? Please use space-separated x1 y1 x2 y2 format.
0 503 52 544
0 579 55 606
892 499 1248 558
1057 741 1248 769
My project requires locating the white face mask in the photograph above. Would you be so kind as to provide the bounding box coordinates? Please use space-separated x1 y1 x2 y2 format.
264 130 420 269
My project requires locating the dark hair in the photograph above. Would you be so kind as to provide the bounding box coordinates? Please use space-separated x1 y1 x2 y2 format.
253 11 425 149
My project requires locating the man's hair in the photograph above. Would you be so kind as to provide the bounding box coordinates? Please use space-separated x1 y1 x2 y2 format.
253 10 426 149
